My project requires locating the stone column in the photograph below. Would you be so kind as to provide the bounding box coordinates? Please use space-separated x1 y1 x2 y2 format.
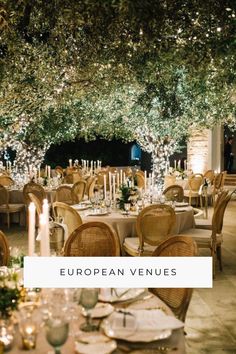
187 126 222 174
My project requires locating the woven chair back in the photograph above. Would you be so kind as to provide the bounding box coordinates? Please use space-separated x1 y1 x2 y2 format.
23 182 46 206
220 171 227 189
212 193 231 234
55 166 64 177
72 172 82 184
137 204 176 249
64 221 120 256
55 186 73 204
0 230 10 266
163 185 184 202
0 184 9 206
188 174 203 192
53 202 82 237
203 170 215 183
149 235 198 321
135 173 145 188
96 172 108 187
28 193 42 217
88 178 97 199
214 173 223 190
0 176 14 187
72 180 86 204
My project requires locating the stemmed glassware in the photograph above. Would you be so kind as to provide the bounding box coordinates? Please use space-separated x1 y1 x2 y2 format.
79 288 99 332
45 315 69 354
124 203 131 216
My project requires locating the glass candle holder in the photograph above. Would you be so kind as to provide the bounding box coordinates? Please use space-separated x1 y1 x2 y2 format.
19 320 38 350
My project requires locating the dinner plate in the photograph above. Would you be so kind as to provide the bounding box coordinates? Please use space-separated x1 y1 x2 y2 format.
75 333 117 354
82 303 114 318
87 211 109 216
72 204 91 211
99 288 145 303
102 310 173 342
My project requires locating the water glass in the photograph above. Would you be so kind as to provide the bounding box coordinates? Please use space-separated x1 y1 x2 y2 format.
45 316 69 354
79 288 98 332
124 203 131 216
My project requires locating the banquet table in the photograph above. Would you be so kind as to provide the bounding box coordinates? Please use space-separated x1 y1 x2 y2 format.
78 206 195 250
9 291 186 354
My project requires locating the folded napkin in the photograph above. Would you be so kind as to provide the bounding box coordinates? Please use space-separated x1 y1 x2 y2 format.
111 309 184 332
99 288 129 301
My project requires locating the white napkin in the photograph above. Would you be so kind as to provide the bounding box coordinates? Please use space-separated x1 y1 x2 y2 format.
134 309 183 331
99 288 129 301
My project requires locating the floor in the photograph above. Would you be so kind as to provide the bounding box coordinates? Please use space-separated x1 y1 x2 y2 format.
1 199 236 354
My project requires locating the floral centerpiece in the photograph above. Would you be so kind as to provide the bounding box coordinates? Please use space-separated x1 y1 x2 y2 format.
0 269 22 318
118 183 139 210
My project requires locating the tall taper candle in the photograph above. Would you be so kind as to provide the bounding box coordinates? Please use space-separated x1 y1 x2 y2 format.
28 202 36 256
42 199 50 256
112 175 116 201
104 175 107 200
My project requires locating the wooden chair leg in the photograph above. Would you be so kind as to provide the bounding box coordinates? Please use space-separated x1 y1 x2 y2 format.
216 246 223 271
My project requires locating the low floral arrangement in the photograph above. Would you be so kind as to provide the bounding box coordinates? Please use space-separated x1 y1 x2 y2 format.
118 183 139 210
0 269 22 318
168 167 188 179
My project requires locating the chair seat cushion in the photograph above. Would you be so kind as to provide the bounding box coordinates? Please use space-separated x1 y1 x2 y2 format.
178 228 222 246
0 204 25 212
123 237 157 256
195 219 212 230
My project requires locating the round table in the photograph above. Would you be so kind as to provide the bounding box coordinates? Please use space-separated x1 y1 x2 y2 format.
79 207 195 250
9 291 186 354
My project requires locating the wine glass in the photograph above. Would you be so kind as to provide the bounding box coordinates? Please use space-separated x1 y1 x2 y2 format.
45 316 69 354
124 203 131 216
79 288 98 332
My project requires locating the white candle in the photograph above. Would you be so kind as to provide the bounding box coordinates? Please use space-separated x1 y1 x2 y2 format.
174 160 176 169
184 160 187 171
120 169 123 185
144 171 147 192
45 165 47 178
94 161 96 170
9 161 11 173
178 160 181 169
48 166 51 179
109 172 112 192
117 173 120 189
28 202 36 256
112 175 116 201
41 199 50 257
123 172 126 185
104 175 107 200
91 161 93 174
69 159 72 168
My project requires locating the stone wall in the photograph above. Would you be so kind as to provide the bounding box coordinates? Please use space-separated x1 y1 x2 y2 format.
187 129 210 174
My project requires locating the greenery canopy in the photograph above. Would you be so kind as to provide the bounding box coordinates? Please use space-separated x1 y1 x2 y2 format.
0 0 235 166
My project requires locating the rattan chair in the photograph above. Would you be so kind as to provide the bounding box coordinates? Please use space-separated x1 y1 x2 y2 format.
203 170 215 184
211 172 223 205
184 173 203 206
149 235 198 322
0 175 14 187
195 190 229 229
0 184 25 228
28 193 42 219
23 182 46 207
64 221 120 256
53 202 82 237
123 204 176 256
87 177 97 199
178 192 231 277
71 180 86 204
55 166 64 178
163 184 184 202
0 230 10 266
55 185 73 205
134 173 145 189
